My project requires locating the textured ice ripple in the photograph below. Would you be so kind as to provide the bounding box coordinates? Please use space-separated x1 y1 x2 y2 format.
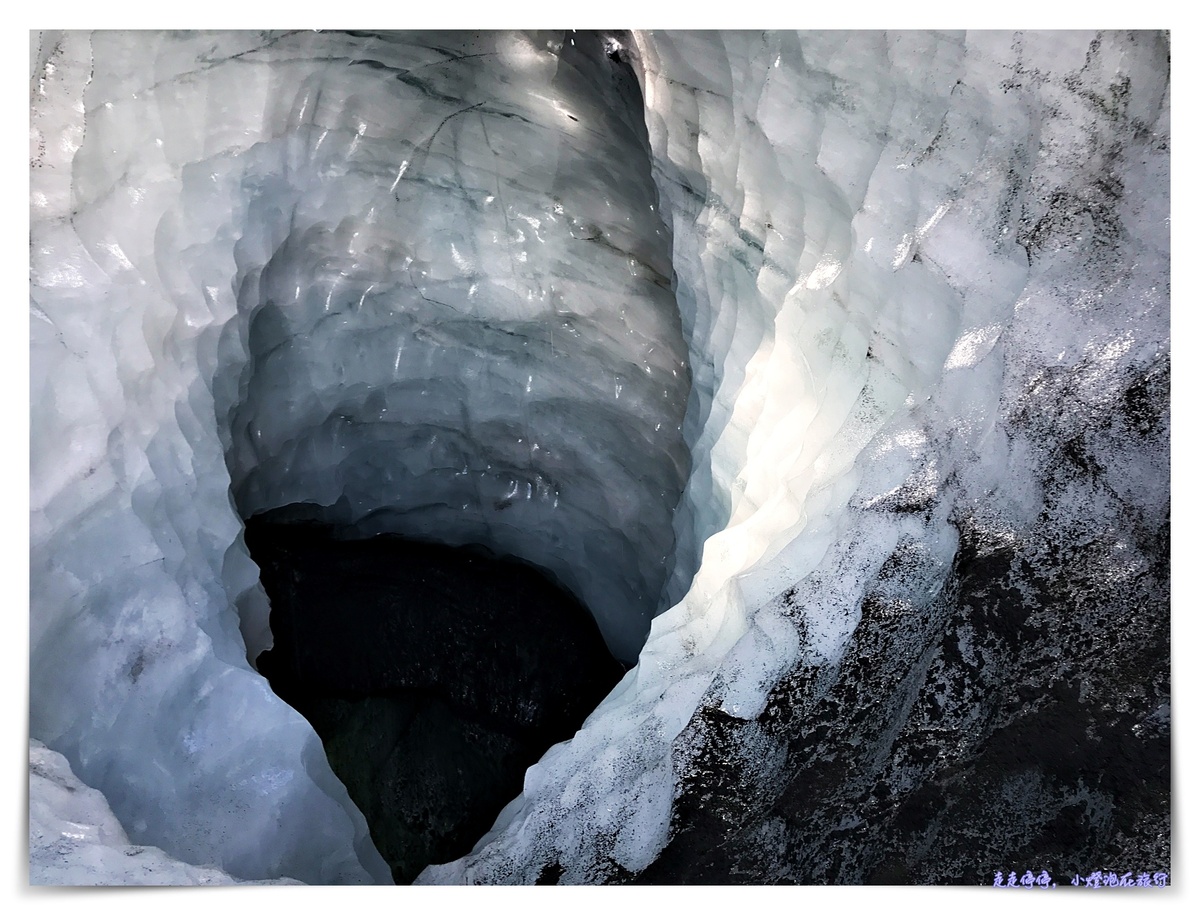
29 29 1168 885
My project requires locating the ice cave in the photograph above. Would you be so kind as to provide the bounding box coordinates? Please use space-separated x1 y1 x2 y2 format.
29 30 1170 885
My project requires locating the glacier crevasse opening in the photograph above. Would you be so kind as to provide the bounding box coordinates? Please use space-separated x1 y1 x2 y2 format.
29 29 1169 885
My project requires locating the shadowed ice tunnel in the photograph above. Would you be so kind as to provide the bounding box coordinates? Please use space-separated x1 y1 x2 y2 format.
215 30 690 879
29 29 1169 887
246 513 627 883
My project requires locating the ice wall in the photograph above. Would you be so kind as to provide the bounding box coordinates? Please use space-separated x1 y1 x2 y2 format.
421 30 1168 882
30 29 1168 885
216 31 689 663
30 28 691 882
31 31 390 884
29 740 301 885
30 27 687 884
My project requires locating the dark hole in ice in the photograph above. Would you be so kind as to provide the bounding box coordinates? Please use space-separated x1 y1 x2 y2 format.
245 509 627 884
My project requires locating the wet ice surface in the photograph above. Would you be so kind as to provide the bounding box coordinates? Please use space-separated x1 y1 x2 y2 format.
29 30 1168 884
218 32 690 665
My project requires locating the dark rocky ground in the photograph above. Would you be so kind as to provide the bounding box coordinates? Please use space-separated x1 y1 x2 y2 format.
625 355 1170 887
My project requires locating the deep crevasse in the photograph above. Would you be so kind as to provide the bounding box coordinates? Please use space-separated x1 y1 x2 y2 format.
29 30 1169 884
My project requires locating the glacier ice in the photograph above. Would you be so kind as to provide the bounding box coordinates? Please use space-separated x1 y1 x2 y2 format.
29 29 1169 885
29 740 300 885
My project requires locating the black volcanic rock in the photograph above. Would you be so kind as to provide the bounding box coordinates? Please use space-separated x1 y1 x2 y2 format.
626 347 1170 888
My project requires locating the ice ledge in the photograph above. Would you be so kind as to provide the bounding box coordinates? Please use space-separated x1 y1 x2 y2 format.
29 739 302 886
